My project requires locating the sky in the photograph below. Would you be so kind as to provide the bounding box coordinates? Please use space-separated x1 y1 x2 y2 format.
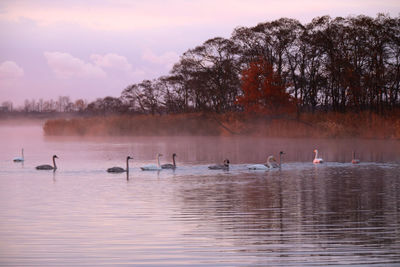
0 0 399 107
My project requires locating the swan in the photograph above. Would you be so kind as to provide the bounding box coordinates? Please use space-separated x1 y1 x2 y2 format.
351 151 360 164
161 153 177 169
313 149 324 164
141 153 163 171
36 155 58 170
268 155 279 168
208 159 229 170
107 156 132 173
248 155 277 170
278 151 285 169
13 148 24 162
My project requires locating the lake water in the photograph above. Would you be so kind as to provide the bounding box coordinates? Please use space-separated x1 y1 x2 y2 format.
1 123 400 266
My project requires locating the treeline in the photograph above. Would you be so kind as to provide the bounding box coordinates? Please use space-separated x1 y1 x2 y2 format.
118 14 400 115
37 14 400 139
1 97 88 113
3 14 399 117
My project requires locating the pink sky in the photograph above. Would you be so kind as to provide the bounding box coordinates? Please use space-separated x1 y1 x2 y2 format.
1 0 399 106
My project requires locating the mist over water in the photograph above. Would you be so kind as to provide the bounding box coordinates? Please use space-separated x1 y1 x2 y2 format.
1 122 400 266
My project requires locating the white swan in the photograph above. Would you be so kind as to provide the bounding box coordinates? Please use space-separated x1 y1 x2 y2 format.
36 155 58 170
13 148 24 162
162 153 177 169
141 153 163 171
208 159 229 170
313 149 324 164
247 163 268 170
351 151 360 164
248 155 277 170
107 156 132 173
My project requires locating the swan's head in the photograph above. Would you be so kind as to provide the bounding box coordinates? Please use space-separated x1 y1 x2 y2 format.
314 149 318 153
280 151 285 155
172 153 177 157
157 153 163 157
53 155 58 159
127 156 133 160
224 159 230 165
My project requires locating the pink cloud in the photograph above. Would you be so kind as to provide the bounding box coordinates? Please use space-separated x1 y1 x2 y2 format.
142 49 179 69
0 61 24 79
2 0 398 32
91 53 134 74
44 51 106 78
44 51 146 81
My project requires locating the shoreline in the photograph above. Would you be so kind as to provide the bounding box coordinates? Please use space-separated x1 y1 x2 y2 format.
34 112 400 140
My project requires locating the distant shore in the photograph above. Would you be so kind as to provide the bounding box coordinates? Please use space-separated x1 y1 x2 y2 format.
0 112 80 126
36 112 400 139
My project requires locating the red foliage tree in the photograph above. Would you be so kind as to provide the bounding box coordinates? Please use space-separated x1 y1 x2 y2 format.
236 59 295 114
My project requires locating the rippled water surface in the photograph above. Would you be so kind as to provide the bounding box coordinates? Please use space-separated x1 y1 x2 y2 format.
1 123 400 266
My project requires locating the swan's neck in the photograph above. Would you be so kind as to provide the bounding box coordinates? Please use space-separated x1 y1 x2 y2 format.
352 151 355 159
126 158 129 173
22 149 24 159
53 157 57 169
314 150 318 159
172 155 176 167
157 156 160 167
266 157 272 167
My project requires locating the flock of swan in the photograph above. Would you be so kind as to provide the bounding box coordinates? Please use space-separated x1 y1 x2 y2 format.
12 148 361 173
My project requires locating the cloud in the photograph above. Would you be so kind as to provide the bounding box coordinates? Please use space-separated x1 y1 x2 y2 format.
1 0 399 32
0 61 24 79
0 1 194 31
91 53 134 74
44 51 106 78
142 49 179 69
44 51 147 81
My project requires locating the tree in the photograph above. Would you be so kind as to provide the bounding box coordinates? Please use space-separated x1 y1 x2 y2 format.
74 99 87 112
236 58 295 114
172 37 241 113
122 80 164 115
57 96 71 112
121 84 140 113
1 101 13 112
86 97 123 115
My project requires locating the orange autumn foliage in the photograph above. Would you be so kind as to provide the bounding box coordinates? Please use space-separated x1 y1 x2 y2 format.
236 59 296 115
